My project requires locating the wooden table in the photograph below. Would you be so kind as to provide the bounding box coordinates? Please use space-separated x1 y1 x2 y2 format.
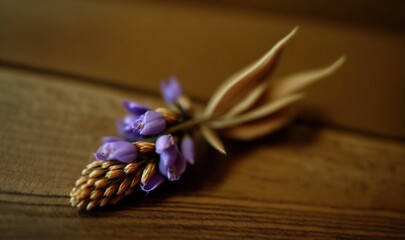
0 66 404 239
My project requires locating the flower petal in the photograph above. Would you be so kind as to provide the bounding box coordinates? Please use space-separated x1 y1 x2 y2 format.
141 173 165 192
140 111 166 135
176 153 187 176
181 135 195 164
141 118 166 135
158 145 177 168
122 100 150 115
165 153 187 181
116 115 141 140
143 111 163 122
95 141 138 163
155 134 175 153
161 76 183 103
94 152 107 161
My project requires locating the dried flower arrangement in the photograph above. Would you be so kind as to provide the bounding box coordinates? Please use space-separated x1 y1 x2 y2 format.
70 27 345 210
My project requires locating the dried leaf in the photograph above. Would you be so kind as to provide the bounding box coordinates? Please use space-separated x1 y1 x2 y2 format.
204 27 299 117
211 93 304 128
223 82 268 118
200 125 226 154
221 109 296 140
270 56 346 98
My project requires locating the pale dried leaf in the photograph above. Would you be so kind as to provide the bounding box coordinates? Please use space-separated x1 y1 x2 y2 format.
271 56 346 98
221 109 295 140
204 27 299 117
223 82 268 118
211 93 304 128
200 125 226 154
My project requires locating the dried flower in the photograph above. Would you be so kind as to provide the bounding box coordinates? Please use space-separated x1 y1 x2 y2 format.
122 100 150 115
132 111 166 136
70 160 142 210
181 134 195 164
202 27 345 141
116 115 141 141
161 76 183 103
94 141 137 163
71 27 345 211
156 135 187 181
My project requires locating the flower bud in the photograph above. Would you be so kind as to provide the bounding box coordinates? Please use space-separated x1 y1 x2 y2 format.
181 135 195 164
94 141 137 163
156 134 177 167
116 115 142 141
122 100 149 115
134 111 166 136
156 135 187 181
160 76 183 103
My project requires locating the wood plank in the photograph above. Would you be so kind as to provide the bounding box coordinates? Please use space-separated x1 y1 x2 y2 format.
212 0 405 31
0 0 404 138
0 66 404 239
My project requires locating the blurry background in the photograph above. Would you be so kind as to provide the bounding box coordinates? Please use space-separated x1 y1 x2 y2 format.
0 0 404 138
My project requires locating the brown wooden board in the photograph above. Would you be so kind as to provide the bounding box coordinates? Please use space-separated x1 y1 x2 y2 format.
0 67 404 239
0 1 404 138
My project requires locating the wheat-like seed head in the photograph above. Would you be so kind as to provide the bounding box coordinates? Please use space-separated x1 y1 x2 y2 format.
70 160 142 211
133 141 155 153
141 161 157 184
70 141 156 211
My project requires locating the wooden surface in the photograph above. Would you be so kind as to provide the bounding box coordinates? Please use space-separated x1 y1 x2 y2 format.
1 0 405 138
0 66 404 239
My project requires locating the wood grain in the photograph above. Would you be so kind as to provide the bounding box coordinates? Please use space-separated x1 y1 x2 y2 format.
0 66 404 239
1 0 404 137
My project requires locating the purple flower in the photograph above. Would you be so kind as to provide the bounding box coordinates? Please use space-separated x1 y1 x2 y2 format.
94 141 137 163
156 135 187 181
116 115 142 141
122 100 149 115
141 173 165 192
161 76 183 103
132 111 166 136
181 135 195 164
156 135 177 166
